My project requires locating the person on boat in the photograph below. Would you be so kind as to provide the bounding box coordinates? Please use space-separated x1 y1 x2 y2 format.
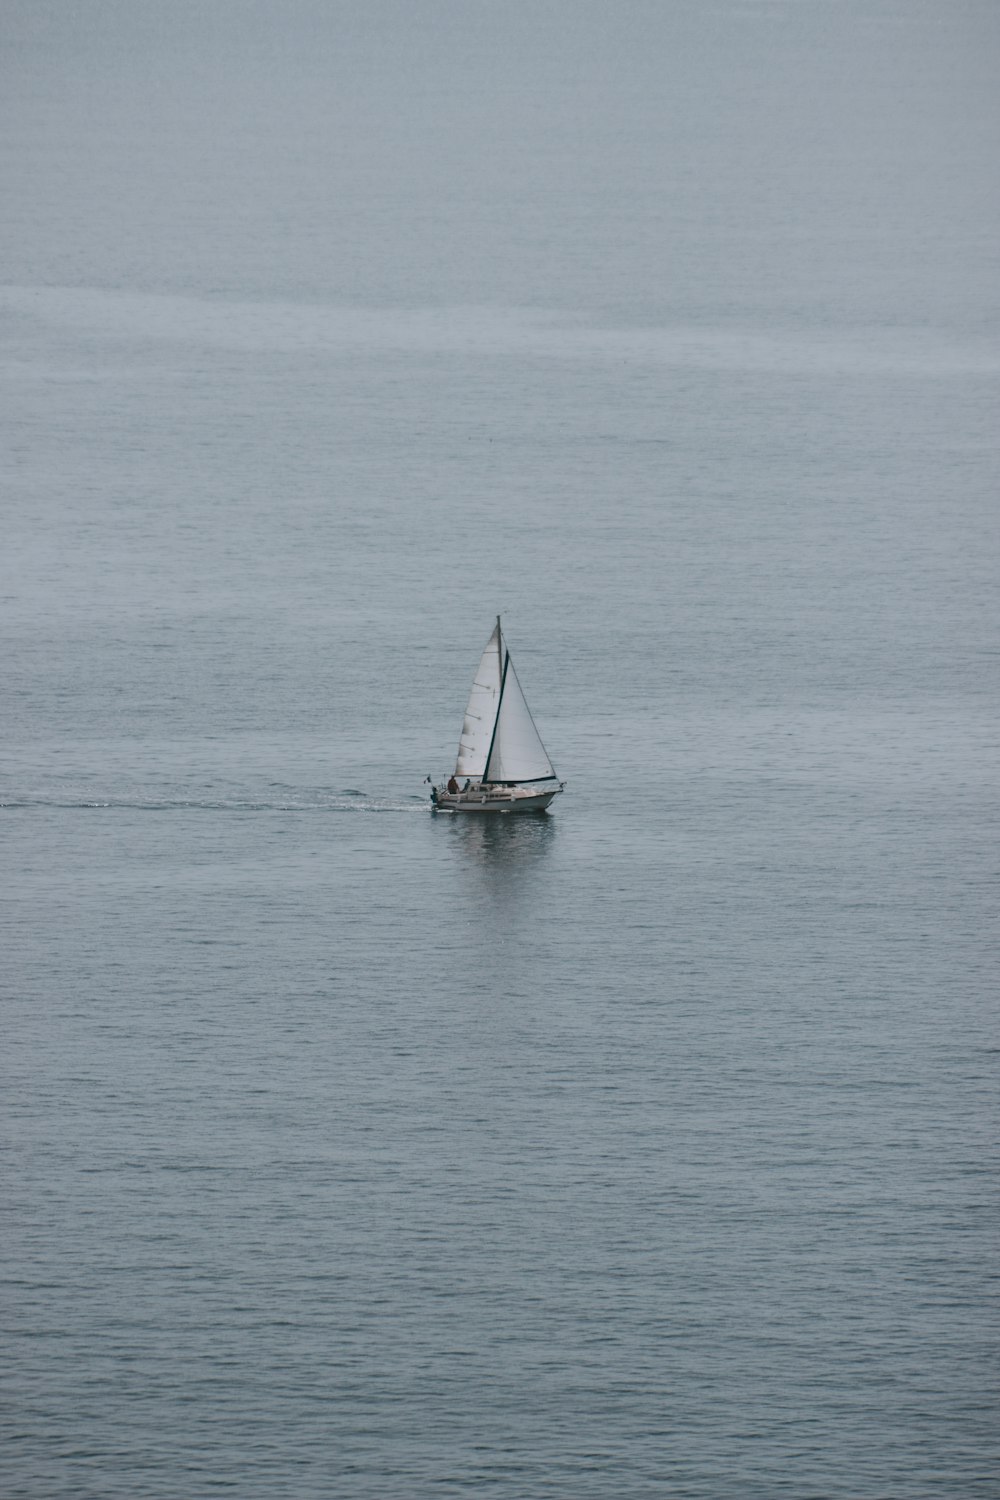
462 779 471 791
447 775 459 794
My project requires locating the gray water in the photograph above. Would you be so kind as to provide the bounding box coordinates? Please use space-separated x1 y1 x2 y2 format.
3 3 998 1496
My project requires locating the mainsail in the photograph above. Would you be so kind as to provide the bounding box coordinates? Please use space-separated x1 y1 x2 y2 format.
455 621 557 784
455 624 503 778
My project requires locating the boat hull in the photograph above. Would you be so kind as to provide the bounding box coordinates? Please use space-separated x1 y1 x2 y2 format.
433 785 562 814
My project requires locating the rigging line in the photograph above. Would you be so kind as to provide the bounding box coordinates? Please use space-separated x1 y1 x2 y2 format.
504 655 557 778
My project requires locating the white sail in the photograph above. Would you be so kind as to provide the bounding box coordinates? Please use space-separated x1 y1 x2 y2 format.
454 624 503 777
485 652 557 784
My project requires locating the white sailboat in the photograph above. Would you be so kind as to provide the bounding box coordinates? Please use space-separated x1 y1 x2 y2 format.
431 618 564 813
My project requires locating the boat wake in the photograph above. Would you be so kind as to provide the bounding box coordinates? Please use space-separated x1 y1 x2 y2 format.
1 793 431 814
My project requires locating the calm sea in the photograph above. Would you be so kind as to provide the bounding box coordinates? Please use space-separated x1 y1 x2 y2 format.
3 2 998 1495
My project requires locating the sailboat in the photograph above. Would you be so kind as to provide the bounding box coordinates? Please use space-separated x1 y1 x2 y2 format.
431 618 564 813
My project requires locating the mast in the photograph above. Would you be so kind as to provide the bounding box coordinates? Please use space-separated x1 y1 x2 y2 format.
492 615 502 784
483 643 509 786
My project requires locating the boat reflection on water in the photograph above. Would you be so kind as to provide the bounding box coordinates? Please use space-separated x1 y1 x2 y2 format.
445 803 557 868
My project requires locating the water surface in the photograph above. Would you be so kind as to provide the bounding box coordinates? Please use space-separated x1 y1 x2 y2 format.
3 3 998 1495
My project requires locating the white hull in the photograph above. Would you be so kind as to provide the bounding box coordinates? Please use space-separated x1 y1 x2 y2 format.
433 784 562 814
